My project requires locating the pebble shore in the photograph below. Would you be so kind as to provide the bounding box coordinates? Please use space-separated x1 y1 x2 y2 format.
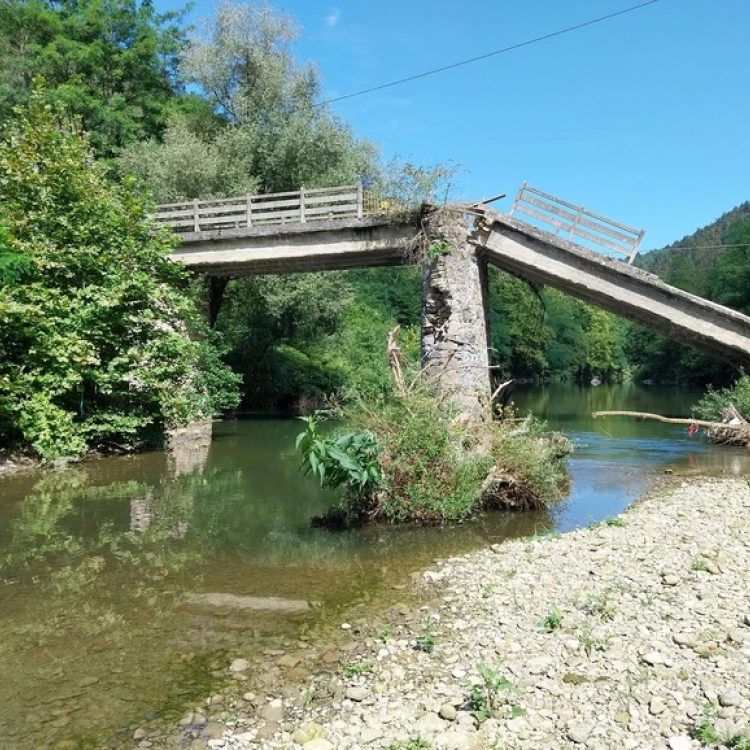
161 477 750 750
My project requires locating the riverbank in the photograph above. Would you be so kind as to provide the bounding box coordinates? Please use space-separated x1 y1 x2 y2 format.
178 475 750 750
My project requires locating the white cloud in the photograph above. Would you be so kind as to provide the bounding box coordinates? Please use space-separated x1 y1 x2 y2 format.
324 7 341 28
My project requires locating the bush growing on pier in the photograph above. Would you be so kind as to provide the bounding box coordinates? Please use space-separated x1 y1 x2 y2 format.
297 386 571 526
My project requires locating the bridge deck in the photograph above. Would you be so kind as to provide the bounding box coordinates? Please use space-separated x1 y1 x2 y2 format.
162 186 750 370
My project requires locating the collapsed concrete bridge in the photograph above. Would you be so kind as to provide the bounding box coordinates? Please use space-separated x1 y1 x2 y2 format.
155 183 750 415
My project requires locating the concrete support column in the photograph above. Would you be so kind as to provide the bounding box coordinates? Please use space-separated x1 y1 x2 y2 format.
421 211 491 419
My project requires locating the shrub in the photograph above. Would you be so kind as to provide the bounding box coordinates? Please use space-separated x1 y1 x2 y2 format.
0 87 240 459
694 374 750 422
297 384 571 526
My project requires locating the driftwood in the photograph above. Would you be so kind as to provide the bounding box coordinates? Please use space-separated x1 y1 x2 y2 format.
592 410 750 447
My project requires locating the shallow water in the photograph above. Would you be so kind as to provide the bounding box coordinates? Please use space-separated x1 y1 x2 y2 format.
0 384 747 747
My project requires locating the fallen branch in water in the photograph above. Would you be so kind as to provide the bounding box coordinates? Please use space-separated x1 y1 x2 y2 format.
591 411 739 430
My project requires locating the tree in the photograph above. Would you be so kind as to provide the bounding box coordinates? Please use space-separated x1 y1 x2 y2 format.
0 0 188 158
0 88 240 459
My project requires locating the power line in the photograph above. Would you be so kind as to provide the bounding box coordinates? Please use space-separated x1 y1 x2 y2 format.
319 0 662 107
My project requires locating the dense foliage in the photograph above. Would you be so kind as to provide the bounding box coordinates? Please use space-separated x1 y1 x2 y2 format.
0 0 190 159
694 374 750 423
297 387 571 526
0 91 239 459
628 206 750 386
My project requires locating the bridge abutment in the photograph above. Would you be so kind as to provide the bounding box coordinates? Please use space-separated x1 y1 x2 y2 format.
421 211 491 419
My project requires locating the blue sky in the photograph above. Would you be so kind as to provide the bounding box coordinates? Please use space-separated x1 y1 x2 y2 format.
161 0 750 250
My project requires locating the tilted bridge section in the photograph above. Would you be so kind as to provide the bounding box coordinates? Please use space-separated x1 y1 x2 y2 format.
154 183 750 372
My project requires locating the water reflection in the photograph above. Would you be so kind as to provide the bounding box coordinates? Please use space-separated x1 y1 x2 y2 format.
1 386 748 746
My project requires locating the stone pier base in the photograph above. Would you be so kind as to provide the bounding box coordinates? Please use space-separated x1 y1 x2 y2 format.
421 211 491 419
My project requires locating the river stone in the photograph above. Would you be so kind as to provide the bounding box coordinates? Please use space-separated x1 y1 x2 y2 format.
439 704 457 721
345 687 367 702
567 724 590 744
650 697 667 715
663 574 680 586
643 651 665 666
133 728 148 740
668 737 693 750
415 712 445 735
302 740 333 750
720 690 742 707
229 659 249 673
277 654 299 669
260 699 284 723
673 632 698 648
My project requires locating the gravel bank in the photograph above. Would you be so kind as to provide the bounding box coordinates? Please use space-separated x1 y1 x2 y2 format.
171 477 750 750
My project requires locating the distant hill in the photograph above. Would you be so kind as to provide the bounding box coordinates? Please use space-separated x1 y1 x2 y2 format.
637 201 750 282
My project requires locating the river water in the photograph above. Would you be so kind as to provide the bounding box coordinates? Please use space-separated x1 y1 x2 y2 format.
0 384 748 748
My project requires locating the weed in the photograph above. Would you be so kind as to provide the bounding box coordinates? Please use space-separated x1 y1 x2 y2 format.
579 625 609 658
585 588 616 621
344 660 374 677
466 662 516 722
415 634 436 654
384 737 431 750
510 706 526 718
693 702 750 747
540 606 563 632
692 557 709 572
301 682 317 709
482 583 495 599
604 517 626 527
379 624 392 643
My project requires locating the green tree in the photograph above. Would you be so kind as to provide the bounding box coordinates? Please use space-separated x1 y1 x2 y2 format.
0 0 188 158
0 89 239 459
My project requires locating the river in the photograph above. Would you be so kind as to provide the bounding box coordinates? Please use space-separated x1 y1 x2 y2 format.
0 384 748 748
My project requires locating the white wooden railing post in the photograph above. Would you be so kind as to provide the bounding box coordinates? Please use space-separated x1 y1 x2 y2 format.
300 187 306 223
569 205 585 240
356 182 364 219
246 195 253 227
193 199 200 232
509 181 526 217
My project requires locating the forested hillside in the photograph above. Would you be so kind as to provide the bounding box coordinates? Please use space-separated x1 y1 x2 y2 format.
627 205 750 385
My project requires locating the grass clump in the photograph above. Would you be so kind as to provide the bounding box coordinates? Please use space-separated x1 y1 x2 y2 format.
540 606 563 632
343 660 374 677
298 383 571 527
466 662 516 722
384 738 430 750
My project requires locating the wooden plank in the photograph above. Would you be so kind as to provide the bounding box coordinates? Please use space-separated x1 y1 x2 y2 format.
522 185 580 213
577 215 637 246
153 209 195 221
514 204 571 233
581 206 641 235
245 197 302 209
520 194 579 223
573 226 631 255
197 203 247 217
195 215 247 228
244 208 305 222
303 185 357 195
304 193 358 205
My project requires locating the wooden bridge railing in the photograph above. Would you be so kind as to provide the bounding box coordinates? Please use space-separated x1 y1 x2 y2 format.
152 183 365 233
508 182 645 264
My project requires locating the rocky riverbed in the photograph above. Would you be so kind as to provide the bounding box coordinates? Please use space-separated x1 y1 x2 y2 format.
140 477 750 750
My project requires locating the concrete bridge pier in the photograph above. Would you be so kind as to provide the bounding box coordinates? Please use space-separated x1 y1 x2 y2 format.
421 211 492 419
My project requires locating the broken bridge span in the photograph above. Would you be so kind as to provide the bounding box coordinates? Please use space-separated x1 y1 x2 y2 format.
153 183 750 413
